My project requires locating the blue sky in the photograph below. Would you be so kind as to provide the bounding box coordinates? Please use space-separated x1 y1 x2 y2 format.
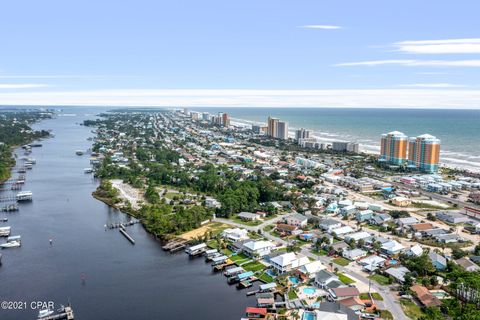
0 0 479 108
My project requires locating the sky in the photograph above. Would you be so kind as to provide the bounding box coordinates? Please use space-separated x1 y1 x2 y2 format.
0 0 480 108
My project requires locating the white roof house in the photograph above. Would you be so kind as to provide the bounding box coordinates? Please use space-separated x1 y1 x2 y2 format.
345 231 371 242
342 248 367 260
298 260 326 278
331 226 354 236
242 240 275 257
406 244 424 257
221 228 249 241
381 240 405 255
270 252 309 274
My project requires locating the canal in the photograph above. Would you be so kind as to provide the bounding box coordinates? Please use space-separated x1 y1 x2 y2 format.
0 109 255 319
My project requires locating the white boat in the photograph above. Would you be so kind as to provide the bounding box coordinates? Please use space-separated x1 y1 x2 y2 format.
75 150 84 156
38 308 54 318
0 226 11 237
84 168 93 174
0 241 21 249
16 191 33 201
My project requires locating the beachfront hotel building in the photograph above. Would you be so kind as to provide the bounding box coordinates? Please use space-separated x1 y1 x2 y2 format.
295 128 311 140
379 131 408 165
267 117 289 140
408 134 441 173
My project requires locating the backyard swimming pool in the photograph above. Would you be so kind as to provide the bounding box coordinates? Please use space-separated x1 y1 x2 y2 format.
289 276 299 285
303 311 315 320
303 287 316 295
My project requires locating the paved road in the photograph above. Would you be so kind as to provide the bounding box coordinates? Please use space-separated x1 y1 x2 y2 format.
215 216 408 320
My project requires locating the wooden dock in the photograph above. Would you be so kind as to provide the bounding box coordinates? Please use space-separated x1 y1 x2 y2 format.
162 238 189 251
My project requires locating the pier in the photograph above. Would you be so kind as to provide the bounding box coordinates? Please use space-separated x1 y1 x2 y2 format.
119 227 135 245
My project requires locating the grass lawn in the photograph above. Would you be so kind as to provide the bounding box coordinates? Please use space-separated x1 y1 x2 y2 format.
368 274 392 285
288 290 298 300
230 216 263 227
242 261 265 272
359 292 384 301
230 253 249 262
258 272 275 283
311 248 328 256
332 257 350 266
379 310 393 320
337 273 355 285
401 299 425 319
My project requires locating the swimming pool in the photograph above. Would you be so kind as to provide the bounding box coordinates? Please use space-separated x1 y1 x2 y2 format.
303 311 316 320
431 291 448 298
303 287 316 295
289 276 299 284
311 301 320 308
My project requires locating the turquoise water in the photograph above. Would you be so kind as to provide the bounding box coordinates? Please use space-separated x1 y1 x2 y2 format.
289 276 299 284
195 107 480 171
311 301 320 308
432 291 448 298
303 287 316 295
303 311 316 320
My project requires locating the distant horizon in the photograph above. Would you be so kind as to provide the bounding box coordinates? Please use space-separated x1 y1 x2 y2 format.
1 104 480 111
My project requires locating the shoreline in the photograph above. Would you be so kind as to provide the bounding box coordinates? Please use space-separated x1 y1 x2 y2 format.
227 116 480 174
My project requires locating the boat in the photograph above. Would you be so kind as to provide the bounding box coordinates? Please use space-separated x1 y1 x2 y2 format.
1 218 8 222
16 191 33 201
38 307 54 318
0 226 11 237
7 235 21 243
0 241 21 249
83 168 93 174
75 150 84 156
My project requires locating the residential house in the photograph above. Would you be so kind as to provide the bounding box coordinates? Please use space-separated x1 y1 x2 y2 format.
320 219 342 232
270 252 309 274
406 244 423 257
245 307 267 319
397 217 419 227
221 228 249 242
358 255 386 271
342 248 367 261
381 240 405 256
410 285 441 307
428 252 447 271
242 240 275 258
237 212 260 221
297 261 326 280
436 211 469 224
391 196 412 207
331 226 354 237
285 214 308 227
315 270 341 289
356 210 373 222
275 223 299 235
329 287 360 301
455 257 480 271
385 266 410 283
345 231 371 243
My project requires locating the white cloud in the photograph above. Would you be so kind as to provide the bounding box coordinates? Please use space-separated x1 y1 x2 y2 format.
394 38 480 54
298 25 341 30
0 88 479 109
399 83 467 88
0 83 48 89
336 59 480 67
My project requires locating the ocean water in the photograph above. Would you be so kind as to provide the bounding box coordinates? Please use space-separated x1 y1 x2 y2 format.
194 107 480 172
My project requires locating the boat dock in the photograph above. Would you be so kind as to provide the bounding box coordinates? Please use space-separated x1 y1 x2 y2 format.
162 238 190 252
38 306 74 320
106 219 140 229
119 227 135 245
185 243 207 256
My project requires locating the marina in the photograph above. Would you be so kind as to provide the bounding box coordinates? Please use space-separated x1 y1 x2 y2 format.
0 111 255 320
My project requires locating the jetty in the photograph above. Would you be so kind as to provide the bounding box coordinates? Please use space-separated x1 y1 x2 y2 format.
119 227 135 245
106 219 140 229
